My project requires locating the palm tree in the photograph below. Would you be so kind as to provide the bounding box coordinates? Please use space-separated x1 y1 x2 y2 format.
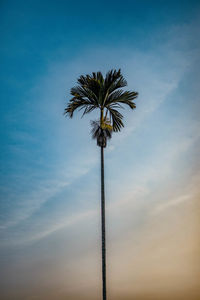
64 69 138 300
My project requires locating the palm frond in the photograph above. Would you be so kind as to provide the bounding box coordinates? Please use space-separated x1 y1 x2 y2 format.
104 69 127 92
77 73 103 106
64 81 101 117
105 89 138 109
64 98 98 118
71 85 99 106
104 69 127 89
106 107 124 132
91 120 112 147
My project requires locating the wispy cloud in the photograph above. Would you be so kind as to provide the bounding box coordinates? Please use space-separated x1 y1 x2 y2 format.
0 153 97 230
151 194 192 215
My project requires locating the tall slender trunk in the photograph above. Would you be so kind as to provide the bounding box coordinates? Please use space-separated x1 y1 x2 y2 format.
101 145 106 300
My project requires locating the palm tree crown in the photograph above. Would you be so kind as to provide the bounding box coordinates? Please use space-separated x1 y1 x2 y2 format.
64 69 138 146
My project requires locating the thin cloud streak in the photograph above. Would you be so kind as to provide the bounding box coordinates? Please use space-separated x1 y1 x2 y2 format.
0 158 95 230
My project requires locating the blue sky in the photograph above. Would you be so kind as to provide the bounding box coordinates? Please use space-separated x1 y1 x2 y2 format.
0 1 200 299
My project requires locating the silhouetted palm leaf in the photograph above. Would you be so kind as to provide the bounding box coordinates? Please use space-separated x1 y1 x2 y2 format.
91 119 112 147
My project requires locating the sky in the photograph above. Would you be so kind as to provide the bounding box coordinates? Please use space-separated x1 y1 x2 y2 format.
0 0 200 299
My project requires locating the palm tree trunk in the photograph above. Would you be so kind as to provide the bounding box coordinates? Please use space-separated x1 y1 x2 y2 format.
101 145 107 300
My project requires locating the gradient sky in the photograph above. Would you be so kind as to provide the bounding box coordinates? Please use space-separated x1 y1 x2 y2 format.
0 1 200 299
